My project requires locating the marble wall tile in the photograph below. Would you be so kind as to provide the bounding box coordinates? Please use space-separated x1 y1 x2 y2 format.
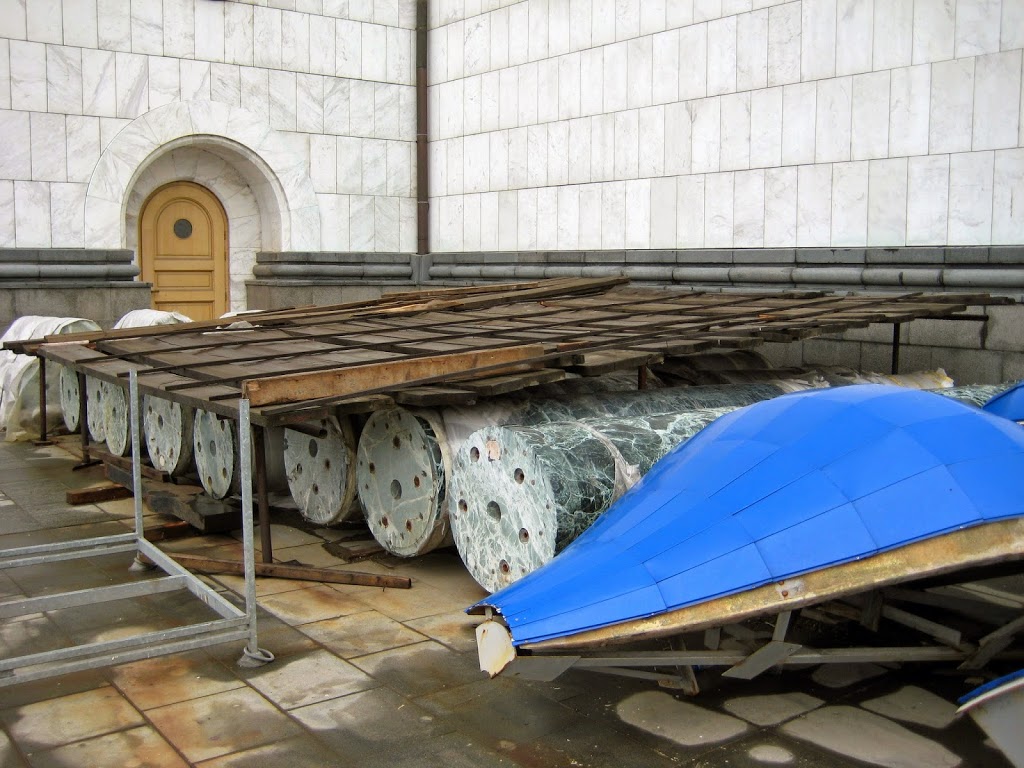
781 82 815 166
704 171 734 248
269 70 297 130
578 182 602 248
371 82 401 140
464 75 481 135
349 0 374 23
99 116 130 150
694 0 722 23
690 96 721 174
518 62 539 125
335 18 361 78
49 182 86 247
750 86 782 168
14 180 50 247
297 73 325 132
913 0 955 64
556 185 580 249
640 1 668 37
376 196 400 252
0 181 13 247
537 186 557 249
569 0 592 51
802 0 836 81
465 15 491 75
462 191 481 251
678 22 708 100
616 0 640 41
97 0 131 51
508 126 528 187
148 57 179 108
733 168 765 248
993 148 1024 244
652 29 680 105
0 40 9 111
400 193 416 250
163 0 194 59
851 71 889 161
720 92 750 172
464 133 489 192
446 135 464 193
375 0 400 26
224 4 256 67
115 53 148 118
948 150 993 244
580 48 604 116
527 124 547 187
350 78 375 136
241 67 271 117
63 0 98 49
906 154 949 244
591 113 614 181
28 0 60 44
737 9 768 91
547 120 569 185
180 60 210 101
499 68 518 130
797 163 831 246
816 77 852 163
490 130 509 190
30 112 66 181
601 180 625 248
558 53 582 120
480 72 500 133
491 7 510 69
538 48 558 121
350 194 375 250
11 40 46 112
835 0 872 76
625 177 651 248
627 36 653 109
46 46 83 115
604 41 628 113
973 50 1021 150
867 157 908 246
529 0 549 61
666 0 693 29
427 27 446 86
427 139 445 197
0 110 31 180
130 0 163 55
613 109 639 179
649 175 677 247
930 57 974 154
889 64 930 157
518 187 537 249
677 174 705 247
767 2 800 87
362 22 386 81
592 0 615 47
1003 0 1024 49
707 15 737 96
318 193 350 250
764 165 797 246
497 189 517 249
664 101 692 175
508 2 529 66
638 106 665 177
479 191 499 251
389 27 413 84
873 0 913 70
830 161 868 246
955 0 1001 57
65 115 100 183
310 135 338 193
439 80 463 138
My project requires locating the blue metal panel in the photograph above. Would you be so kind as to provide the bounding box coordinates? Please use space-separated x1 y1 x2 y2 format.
476 385 1024 647
984 382 1024 422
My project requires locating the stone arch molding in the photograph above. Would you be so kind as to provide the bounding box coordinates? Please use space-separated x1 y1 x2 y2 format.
84 101 320 251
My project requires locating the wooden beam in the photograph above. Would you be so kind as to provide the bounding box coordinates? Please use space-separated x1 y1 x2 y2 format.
167 553 412 589
242 344 547 406
65 483 133 505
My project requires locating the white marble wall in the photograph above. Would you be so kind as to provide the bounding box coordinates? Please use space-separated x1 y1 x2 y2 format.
0 0 418 253
428 0 1024 252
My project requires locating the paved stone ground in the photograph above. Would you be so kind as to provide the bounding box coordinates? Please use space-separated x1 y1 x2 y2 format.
0 439 1014 767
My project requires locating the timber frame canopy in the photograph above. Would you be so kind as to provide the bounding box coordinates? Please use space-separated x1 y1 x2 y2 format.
18 277 1014 427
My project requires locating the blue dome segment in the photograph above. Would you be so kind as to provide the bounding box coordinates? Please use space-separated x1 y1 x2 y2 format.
475 385 1024 647
984 382 1024 422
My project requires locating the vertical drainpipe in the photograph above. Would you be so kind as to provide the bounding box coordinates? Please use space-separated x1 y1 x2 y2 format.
416 0 429 265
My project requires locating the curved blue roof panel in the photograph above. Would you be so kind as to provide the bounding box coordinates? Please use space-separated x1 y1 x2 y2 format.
984 382 1024 422
477 385 1024 646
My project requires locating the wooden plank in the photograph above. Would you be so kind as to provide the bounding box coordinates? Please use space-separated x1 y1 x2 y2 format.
394 386 479 406
456 368 567 397
142 483 241 533
569 350 664 377
242 343 548 406
65 483 133 505
167 553 412 589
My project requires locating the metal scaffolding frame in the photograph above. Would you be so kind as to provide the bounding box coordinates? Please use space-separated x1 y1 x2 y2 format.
0 372 270 688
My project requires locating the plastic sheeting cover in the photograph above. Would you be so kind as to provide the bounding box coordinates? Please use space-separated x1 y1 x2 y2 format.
113 309 193 328
477 385 1024 647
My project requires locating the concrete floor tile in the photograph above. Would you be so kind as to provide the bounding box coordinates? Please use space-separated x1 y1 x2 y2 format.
290 687 456 761
0 510 47 535
811 662 888 689
1 686 144 751
272 542 350 569
258 584 368 626
109 650 246 710
26 725 188 768
357 579 478 622
782 706 961 768
231 524 324 550
350 639 487 698
44 597 159 643
530 719 682 768
616 690 749 748
301 610 427 658
242 648 378 709
722 691 824 726
860 685 958 730
206 622 319 667
366 732 518 768
687 735 866 768
194 734 355 768
1 728 28 767
404 612 482 654
146 688 300 763
0 670 110 711
213 573 322 598
0 569 24 600
0 614 69 659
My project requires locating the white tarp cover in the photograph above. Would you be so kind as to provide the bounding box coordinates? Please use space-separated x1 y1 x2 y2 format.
113 309 192 328
0 316 101 440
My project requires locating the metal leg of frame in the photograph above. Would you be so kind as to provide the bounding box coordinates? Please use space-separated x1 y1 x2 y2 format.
34 358 53 446
890 323 902 375
128 371 156 573
237 398 274 668
252 426 274 564
74 371 100 470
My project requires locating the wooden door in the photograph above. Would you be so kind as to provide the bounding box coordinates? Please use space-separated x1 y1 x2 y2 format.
139 182 228 321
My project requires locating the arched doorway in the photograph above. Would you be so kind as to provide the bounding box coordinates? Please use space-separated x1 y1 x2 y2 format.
139 182 228 321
